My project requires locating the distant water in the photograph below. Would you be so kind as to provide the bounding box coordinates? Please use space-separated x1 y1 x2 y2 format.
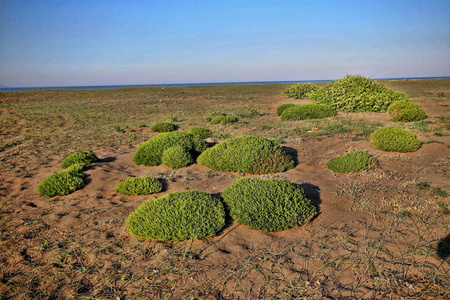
1 77 449 92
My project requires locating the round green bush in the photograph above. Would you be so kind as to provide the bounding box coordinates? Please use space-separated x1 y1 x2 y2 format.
197 135 295 174
151 122 177 133
276 103 296 116
222 177 317 232
387 100 427 122
210 115 238 125
61 151 98 169
133 132 207 166
115 176 163 195
283 83 319 99
126 190 226 241
371 127 422 152
162 146 193 169
38 171 85 197
308 75 410 112
280 104 337 121
327 150 378 173
187 127 213 139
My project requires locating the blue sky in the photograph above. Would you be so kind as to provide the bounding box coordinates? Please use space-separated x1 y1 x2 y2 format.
0 0 449 87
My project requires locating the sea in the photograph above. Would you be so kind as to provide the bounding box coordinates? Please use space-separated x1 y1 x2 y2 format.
1 76 449 92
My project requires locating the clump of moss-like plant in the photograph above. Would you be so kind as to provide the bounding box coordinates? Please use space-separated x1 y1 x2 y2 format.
222 177 317 232
162 146 193 169
371 127 422 152
38 170 85 197
276 103 296 116
387 100 427 122
187 127 213 139
280 104 337 121
197 135 294 174
126 190 226 241
283 83 319 99
61 151 98 169
115 176 163 195
151 122 177 133
327 150 377 173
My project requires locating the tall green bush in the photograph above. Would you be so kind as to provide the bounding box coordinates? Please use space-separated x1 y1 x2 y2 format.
371 127 422 152
308 75 409 112
197 135 295 174
126 190 226 241
327 150 377 173
115 176 163 195
222 177 317 232
387 100 427 122
283 83 319 99
280 104 337 121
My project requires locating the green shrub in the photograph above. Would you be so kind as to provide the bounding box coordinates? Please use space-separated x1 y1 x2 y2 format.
66 163 86 173
61 151 98 169
222 177 317 232
115 176 163 195
308 75 410 112
205 110 227 122
371 127 422 152
387 100 427 122
210 115 238 125
126 190 226 241
151 122 177 133
38 171 85 197
133 132 207 166
187 127 213 139
162 146 193 169
327 150 377 173
280 104 337 121
276 103 296 116
283 83 319 99
197 135 294 174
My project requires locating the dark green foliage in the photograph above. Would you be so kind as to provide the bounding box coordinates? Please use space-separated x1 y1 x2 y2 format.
162 146 193 169
309 75 410 112
151 122 177 133
187 127 213 139
276 103 296 116
283 83 319 99
280 104 337 121
210 115 238 125
371 127 421 152
387 100 427 122
61 151 98 169
38 171 85 197
222 177 317 232
132 132 207 166
115 176 163 195
327 150 377 173
197 135 295 174
416 182 431 190
126 190 226 241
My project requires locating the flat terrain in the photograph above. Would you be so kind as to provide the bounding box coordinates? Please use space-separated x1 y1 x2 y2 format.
1 79 449 299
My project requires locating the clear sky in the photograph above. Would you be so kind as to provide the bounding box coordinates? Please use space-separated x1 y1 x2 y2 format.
0 0 449 87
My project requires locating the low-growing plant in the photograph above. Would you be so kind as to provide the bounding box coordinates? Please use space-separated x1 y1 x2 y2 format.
210 115 238 125
113 125 126 133
150 122 177 133
126 190 226 241
327 150 377 173
115 176 163 195
61 151 99 169
283 83 319 99
162 146 193 169
167 114 179 122
371 127 422 152
38 171 85 197
309 75 409 112
276 103 296 116
437 91 445 97
222 177 317 232
66 163 86 173
197 135 294 174
387 100 427 122
205 110 226 123
132 132 207 166
187 127 213 139
280 104 337 121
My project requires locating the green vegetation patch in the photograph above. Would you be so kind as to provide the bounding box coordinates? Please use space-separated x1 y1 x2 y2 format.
387 100 427 122
151 122 177 133
222 177 317 232
276 103 296 116
280 104 337 121
61 151 99 169
187 127 213 139
327 150 377 173
132 132 207 166
205 110 238 124
162 146 193 169
283 83 319 99
309 75 409 112
115 176 163 195
126 190 226 241
197 135 295 174
38 171 85 197
371 127 422 152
